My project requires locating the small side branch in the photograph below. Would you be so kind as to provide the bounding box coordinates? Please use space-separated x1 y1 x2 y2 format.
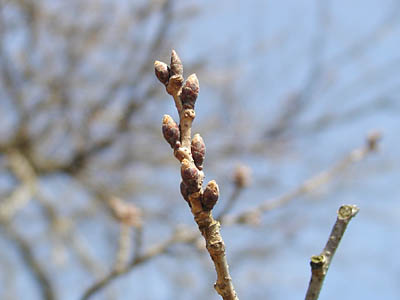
223 131 380 226
80 227 198 300
305 204 359 300
2 225 56 300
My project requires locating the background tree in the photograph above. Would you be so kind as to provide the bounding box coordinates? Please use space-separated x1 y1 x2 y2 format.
0 0 398 299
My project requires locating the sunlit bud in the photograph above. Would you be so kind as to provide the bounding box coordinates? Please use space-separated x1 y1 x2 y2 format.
108 197 142 228
154 60 170 85
181 74 199 109
191 133 205 170
233 164 252 188
202 180 219 211
170 49 183 76
162 115 180 148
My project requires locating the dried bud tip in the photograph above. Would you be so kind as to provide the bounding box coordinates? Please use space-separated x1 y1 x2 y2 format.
191 133 206 170
154 60 170 85
181 74 199 109
202 180 219 211
367 130 382 151
170 49 183 76
162 114 180 148
233 164 252 188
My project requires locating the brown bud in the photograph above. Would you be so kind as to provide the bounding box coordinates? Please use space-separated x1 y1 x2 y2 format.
108 197 142 228
367 130 382 151
162 115 180 148
202 180 219 211
181 74 199 109
180 181 191 207
191 133 205 170
170 50 183 76
233 164 251 188
154 60 170 85
181 159 200 190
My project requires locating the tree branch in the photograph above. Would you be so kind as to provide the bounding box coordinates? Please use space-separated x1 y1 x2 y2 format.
156 50 239 300
1 224 56 300
223 131 380 226
80 227 198 300
304 204 359 300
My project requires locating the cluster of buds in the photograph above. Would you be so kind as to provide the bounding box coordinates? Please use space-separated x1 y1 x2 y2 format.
155 50 219 212
155 50 199 108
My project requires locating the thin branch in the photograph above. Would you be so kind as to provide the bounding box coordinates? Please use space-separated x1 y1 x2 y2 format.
1 224 56 300
216 185 242 222
216 164 252 221
223 131 380 226
80 227 198 300
305 204 359 300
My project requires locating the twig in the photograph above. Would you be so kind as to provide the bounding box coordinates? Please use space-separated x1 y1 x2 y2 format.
1 224 56 300
304 204 359 300
223 131 381 226
216 164 251 221
216 185 242 222
155 50 239 300
80 227 198 300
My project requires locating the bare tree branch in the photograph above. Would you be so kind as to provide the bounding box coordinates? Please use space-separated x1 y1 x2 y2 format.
80 227 198 300
223 131 381 226
1 224 56 300
305 204 359 300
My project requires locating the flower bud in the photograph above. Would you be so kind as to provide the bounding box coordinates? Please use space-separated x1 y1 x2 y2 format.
181 74 199 109
170 50 183 76
191 133 205 170
154 61 170 85
233 164 251 188
180 181 191 207
202 180 219 211
162 115 180 148
181 159 200 190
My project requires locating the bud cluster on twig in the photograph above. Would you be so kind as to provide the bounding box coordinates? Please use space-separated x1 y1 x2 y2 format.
155 50 238 300
155 50 218 212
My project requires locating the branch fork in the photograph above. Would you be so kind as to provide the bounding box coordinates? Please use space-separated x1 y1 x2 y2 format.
155 50 238 300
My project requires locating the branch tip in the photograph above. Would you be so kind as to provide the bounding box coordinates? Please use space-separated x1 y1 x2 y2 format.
181 74 200 109
337 204 359 220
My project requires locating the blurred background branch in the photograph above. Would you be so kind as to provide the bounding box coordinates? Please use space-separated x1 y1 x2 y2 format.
0 0 397 299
